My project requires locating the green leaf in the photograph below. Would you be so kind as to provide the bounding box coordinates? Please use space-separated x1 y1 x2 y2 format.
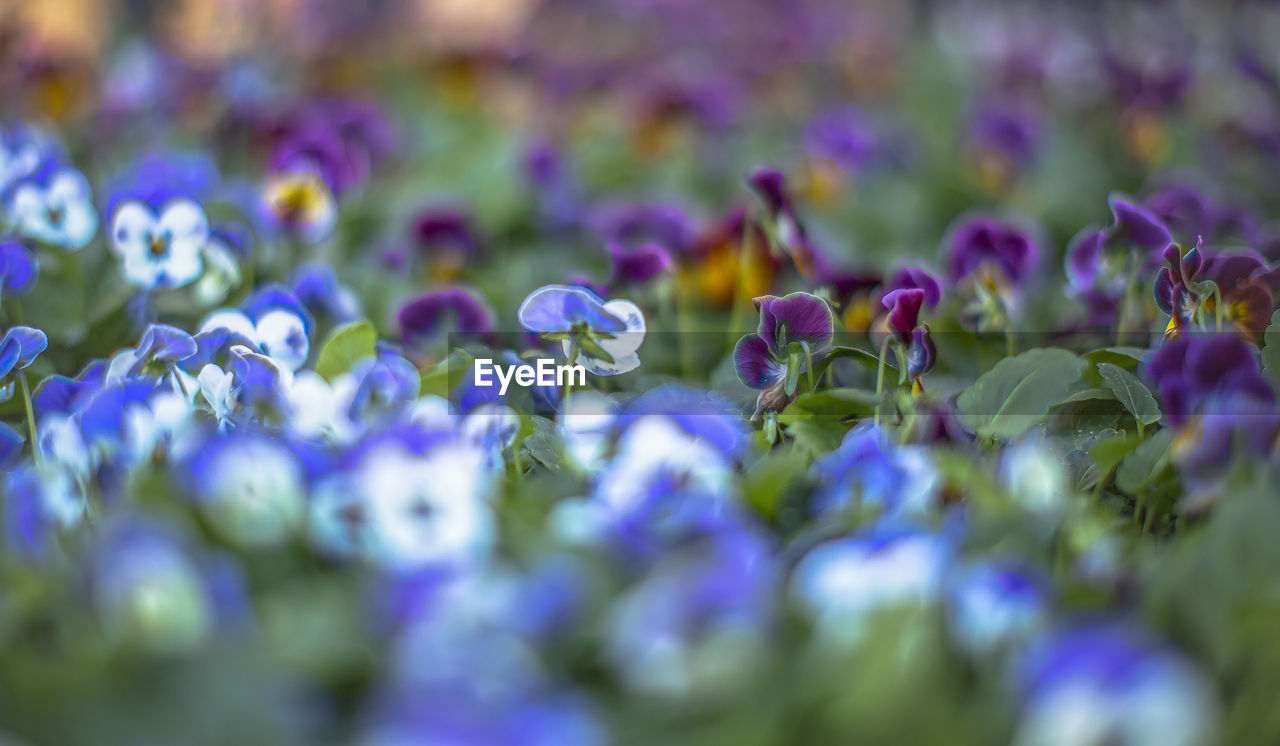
1082 346 1147 386
523 415 567 471
1061 387 1116 404
1263 309 1280 380
1116 428 1174 495
957 348 1088 440
419 349 474 398
1096 362 1161 426
779 388 884 424
1089 432 1144 475
743 448 810 517
313 320 377 382
786 417 850 456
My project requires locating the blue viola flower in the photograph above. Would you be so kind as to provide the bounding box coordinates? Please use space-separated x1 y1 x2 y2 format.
92 516 246 653
518 284 646 376
944 560 1049 657
4 463 86 559
733 291 834 414
309 437 495 570
183 432 306 548
102 151 218 218
618 384 748 460
0 241 38 302
200 284 314 371
551 415 737 559
0 124 62 199
791 524 951 644
9 168 98 251
347 348 421 427
1013 622 1218 746
811 424 939 517
291 261 361 325
109 198 210 290
605 523 776 698
0 325 48 402
104 323 198 395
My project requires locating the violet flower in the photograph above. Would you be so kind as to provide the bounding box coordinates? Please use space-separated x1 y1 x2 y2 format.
733 292 834 415
399 286 496 346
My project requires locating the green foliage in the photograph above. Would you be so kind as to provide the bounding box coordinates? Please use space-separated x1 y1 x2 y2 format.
957 348 1088 440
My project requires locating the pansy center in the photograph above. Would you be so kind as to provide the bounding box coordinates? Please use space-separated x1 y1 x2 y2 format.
148 230 171 259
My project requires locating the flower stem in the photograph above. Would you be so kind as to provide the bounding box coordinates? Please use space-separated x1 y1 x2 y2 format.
1115 251 1138 346
18 371 38 466
874 336 892 426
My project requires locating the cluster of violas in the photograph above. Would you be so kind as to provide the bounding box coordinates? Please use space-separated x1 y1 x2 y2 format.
3 104 1280 744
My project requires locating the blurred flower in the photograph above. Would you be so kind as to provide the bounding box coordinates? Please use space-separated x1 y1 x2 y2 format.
92 517 245 654
606 524 776 699
518 284 646 376
607 240 671 288
200 284 315 371
109 199 210 290
946 215 1042 291
185 433 306 548
685 208 774 308
291 261 361 325
9 168 97 250
1013 622 1218 746
1146 334 1274 426
413 208 484 281
261 170 338 244
811 424 939 517
399 286 496 347
310 438 495 570
945 560 1049 657
791 526 949 644
1000 437 1071 514
0 242 38 302
733 292 834 414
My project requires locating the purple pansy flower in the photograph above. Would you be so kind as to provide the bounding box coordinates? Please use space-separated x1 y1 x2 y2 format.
1146 334 1274 426
607 241 671 287
803 104 880 173
399 287 496 346
747 168 827 281
733 292 834 415
591 203 696 257
945 215 1042 289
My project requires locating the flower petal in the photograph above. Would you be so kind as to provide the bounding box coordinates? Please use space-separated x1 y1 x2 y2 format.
734 333 785 390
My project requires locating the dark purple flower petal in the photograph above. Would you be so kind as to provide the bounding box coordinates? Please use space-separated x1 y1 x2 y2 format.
413 208 482 256
946 216 1041 287
882 288 926 341
733 334 784 390
399 287 495 345
755 292 833 351
1066 229 1105 290
608 242 671 286
1108 196 1172 253
886 266 942 308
